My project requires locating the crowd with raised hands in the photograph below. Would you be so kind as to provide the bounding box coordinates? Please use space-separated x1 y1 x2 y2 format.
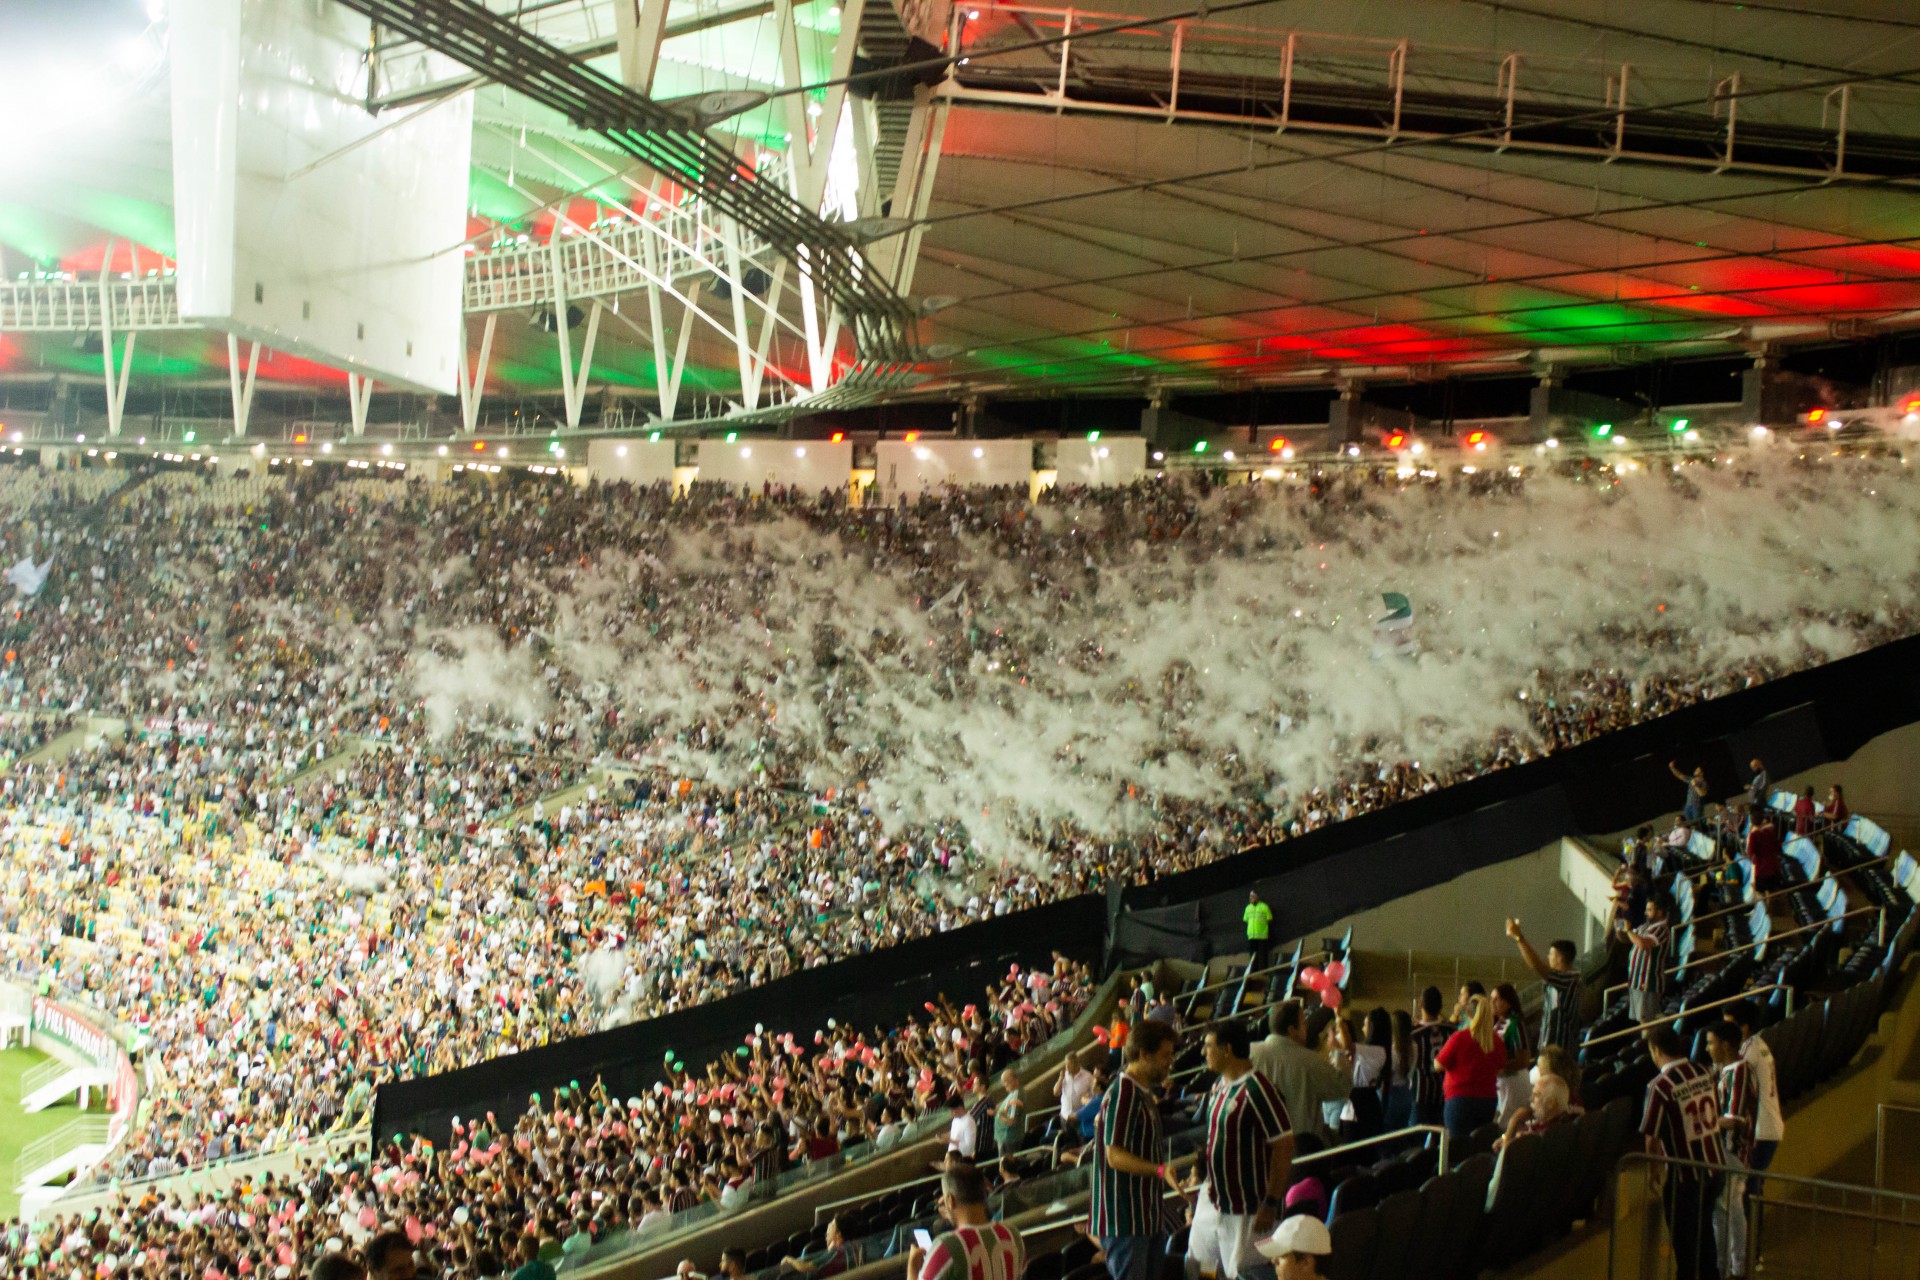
0 955 1092 1280
0 450 1910 1260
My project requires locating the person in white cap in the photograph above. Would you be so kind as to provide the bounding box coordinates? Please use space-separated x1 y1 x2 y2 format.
1255 1215 1332 1280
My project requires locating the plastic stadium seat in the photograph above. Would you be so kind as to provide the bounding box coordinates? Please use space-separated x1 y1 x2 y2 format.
1060 1238 1097 1273
1329 1170 1384 1219
1363 1190 1421 1280
1323 1206 1378 1280
1406 1170 1479 1280
1478 1129 1550 1269
1449 1154 1498 1278
1552 1108 1610 1232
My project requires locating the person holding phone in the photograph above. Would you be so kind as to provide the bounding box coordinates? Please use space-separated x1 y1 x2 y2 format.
908 1166 1024 1280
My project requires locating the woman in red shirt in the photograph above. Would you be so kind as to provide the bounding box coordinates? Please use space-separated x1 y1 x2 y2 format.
1435 994 1506 1140
1827 784 1850 828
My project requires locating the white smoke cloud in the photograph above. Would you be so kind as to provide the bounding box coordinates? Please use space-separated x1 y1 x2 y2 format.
395 455 1920 869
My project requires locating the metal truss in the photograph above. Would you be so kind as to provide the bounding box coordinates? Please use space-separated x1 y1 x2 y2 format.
0 278 187 333
334 0 920 365
0 0 954 431
940 4 1920 184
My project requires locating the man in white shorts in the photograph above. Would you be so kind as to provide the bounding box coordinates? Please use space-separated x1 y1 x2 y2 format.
1185 1021 1295 1280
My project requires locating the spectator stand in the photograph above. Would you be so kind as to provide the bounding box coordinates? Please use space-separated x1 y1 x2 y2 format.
559 969 1132 1279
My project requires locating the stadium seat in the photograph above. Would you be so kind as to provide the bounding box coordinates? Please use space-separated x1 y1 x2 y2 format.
1323 1205 1378 1280
1329 1170 1384 1219
1363 1190 1421 1280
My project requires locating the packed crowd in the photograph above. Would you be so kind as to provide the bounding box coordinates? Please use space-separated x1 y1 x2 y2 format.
0 451 1910 1275
1 954 1091 1279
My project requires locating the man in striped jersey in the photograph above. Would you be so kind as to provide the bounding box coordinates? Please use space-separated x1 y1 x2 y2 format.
1707 1022 1758 1280
1409 986 1451 1127
1506 919 1583 1052
1621 895 1673 1025
912 1166 1025 1280
1727 1001 1785 1196
1187 1021 1295 1280
1090 1018 1181 1280
1641 1026 1725 1280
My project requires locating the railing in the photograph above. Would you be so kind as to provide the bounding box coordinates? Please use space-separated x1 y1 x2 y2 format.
0 279 187 333
19 1055 85 1101
991 1124 1450 1259
1579 983 1792 1052
1609 1153 1920 1280
549 969 1126 1274
37 1125 372 1220
1875 1103 1920 1197
16 1116 111 1184
1598 906 1884 1003
1687 849 1896 928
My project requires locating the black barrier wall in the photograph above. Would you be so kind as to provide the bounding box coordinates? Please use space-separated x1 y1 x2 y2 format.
375 634 1920 1145
1107 633 1920 964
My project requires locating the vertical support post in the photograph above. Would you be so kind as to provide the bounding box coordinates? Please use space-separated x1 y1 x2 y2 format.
797 247 830 394
226 334 261 438
97 241 136 439
347 374 374 437
560 301 604 429
1279 33 1296 131
721 220 757 408
614 0 670 94
458 312 497 436
746 259 790 409
1390 40 1407 137
642 237 678 418
1832 83 1851 177
1715 72 1740 171
1497 53 1517 151
1056 9 1074 108
772 0 816 204
1611 63 1630 158
1168 22 1183 122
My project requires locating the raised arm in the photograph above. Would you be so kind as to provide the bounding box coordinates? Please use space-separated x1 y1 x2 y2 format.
1506 918 1551 980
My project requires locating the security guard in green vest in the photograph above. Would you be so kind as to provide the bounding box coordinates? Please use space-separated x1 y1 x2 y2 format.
1244 891 1274 973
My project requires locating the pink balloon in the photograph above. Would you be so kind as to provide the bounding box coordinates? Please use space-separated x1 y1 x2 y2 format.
1298 966 1325 990
1324 960 1348 986
1320 986 1343 1011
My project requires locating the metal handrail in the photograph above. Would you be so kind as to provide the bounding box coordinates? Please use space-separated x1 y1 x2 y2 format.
1660 812 1848 885
1578 983 1791 1051
1873 1102 1920 1193
1176 951 1326 1007
1610 1151 1920 1278
1599 905 1883 1001
1687 848 1897 927
972 1124 1450 1257
16 1115 112 1178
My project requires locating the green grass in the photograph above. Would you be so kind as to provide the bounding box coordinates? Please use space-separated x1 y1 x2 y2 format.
0 1045 90 1222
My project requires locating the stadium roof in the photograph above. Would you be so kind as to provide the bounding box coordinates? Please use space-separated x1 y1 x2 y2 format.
6 0 1920 416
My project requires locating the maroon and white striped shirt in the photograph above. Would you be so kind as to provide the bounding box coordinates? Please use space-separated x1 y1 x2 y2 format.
1716 1060 1758 1167
1200 1068 1292 1215
1640 1058 1724 1179
919 1222 1024 1280
1628 919 1671 998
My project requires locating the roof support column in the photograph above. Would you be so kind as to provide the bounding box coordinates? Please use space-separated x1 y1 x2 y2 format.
98 240 136 438
347 373 375 437
226 335 261 439
457 313 497 436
